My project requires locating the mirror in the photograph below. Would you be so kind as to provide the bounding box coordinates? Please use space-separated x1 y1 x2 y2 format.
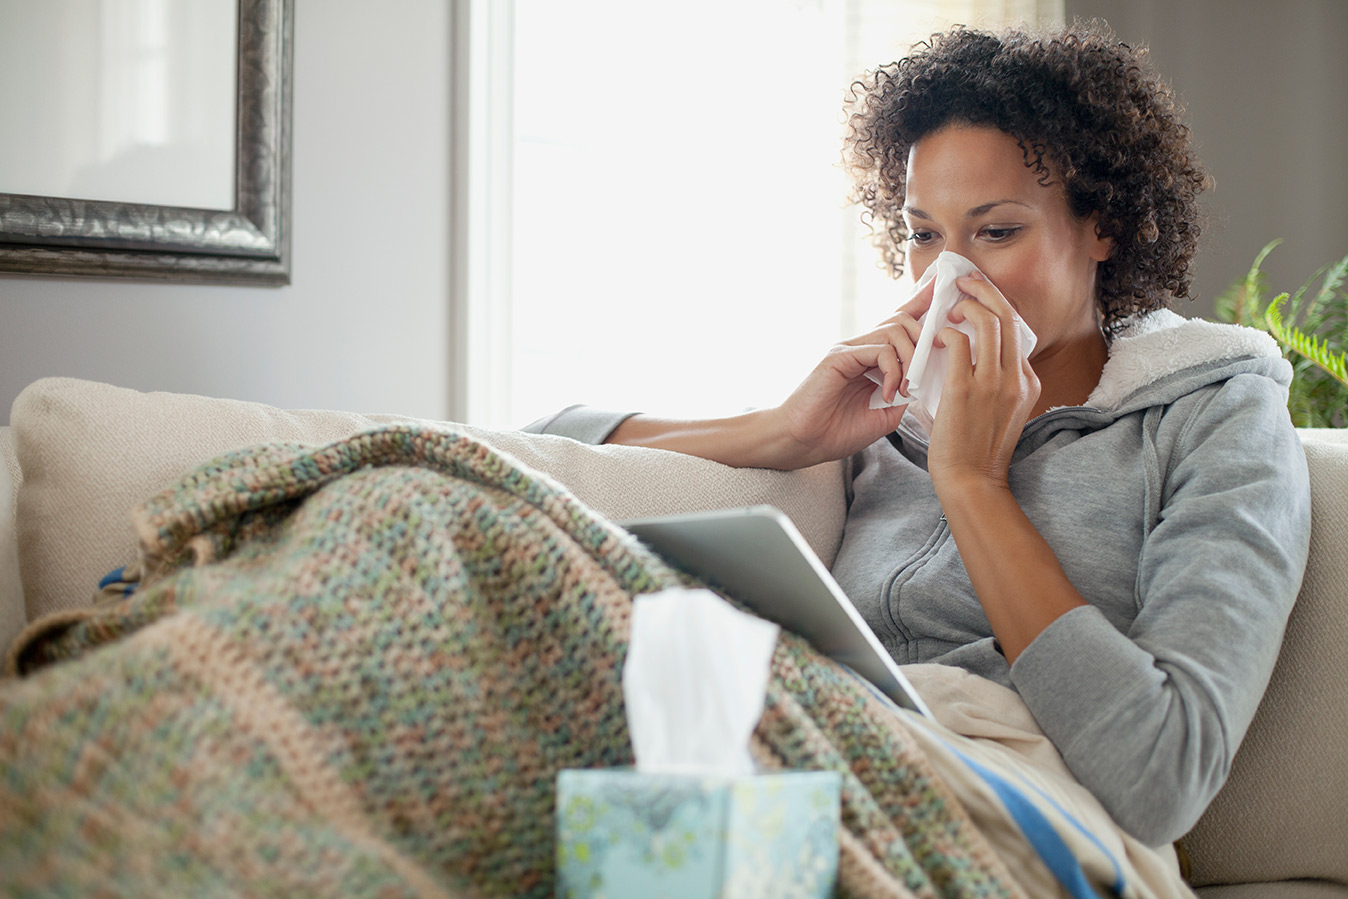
0 0 293 285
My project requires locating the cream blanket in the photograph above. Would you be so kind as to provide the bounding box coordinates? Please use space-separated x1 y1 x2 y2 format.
900 664 1195 898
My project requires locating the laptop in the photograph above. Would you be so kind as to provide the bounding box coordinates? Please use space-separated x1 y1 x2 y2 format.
619 505 932 718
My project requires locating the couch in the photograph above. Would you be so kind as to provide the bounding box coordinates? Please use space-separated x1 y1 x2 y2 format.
2 376 1345 897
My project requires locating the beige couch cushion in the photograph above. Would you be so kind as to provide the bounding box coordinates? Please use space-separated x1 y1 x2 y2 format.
1198 883 1348 899
1182 434 1348 890
10 377 845 624
0 428 24 654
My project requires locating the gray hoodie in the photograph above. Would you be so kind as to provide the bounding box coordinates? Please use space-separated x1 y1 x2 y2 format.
524 310 1312 846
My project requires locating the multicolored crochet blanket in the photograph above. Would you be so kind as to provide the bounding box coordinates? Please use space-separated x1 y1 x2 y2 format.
0 425 1021 898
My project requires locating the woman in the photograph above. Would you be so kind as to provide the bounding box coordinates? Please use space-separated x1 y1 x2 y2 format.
528 24 1311 846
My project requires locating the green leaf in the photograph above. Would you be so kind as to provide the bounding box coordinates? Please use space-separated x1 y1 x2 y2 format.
1288 255 1348 335
1214 239 1281 327
1314 256 1348 312
1216 242 1348 427
1265 294 1348 389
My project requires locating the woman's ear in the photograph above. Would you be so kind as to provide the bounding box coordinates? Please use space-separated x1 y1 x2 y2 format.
1089 216 1115 261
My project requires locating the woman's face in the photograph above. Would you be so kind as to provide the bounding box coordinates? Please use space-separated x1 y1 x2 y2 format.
901 124 1112 359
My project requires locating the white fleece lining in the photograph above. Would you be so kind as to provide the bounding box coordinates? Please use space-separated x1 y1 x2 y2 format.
1085 310 1283 411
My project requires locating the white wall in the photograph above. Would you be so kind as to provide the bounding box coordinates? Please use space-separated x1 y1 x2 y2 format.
1064 0 1348 320
0 0 452 426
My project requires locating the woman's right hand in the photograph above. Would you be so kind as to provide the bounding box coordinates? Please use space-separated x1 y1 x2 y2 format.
607 279 930 470
766 277 933 468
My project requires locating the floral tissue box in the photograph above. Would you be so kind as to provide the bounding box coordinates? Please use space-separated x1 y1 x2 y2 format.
555 768 841 899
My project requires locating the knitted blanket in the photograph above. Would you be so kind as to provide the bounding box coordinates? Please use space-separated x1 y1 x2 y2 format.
0 425 1022 898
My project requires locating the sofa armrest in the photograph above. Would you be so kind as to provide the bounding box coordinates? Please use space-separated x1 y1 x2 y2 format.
0 427 24 659
1181 433 1348 889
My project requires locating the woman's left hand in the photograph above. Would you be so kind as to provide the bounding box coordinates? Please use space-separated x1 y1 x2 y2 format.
924 271 1087 665
926 270 1040 496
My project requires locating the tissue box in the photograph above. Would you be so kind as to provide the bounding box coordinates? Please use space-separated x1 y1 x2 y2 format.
556 768 841 899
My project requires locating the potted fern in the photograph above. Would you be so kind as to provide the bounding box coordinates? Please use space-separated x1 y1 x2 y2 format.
1213 240 1348 428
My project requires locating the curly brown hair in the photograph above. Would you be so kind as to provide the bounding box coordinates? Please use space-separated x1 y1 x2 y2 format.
842 21 1209 335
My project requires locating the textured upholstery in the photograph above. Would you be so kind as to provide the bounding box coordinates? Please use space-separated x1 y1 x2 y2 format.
7 377 845 627
1181 433 1348 891
0 428 23 655
1197 882 1348 899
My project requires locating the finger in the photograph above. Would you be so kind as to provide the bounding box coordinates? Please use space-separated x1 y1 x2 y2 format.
1006 309 1030 369
825 341 904 386
887 318 920 373
873 337 920 405
840 310 921 349
943 284 977 325
899 275 936 319
899 318 922 360
1022 351 1041 395
954 298 1003 375
873 343 903 403
875 312 924 348
843 318 922 394
955 272 1023 369
939 327 973 378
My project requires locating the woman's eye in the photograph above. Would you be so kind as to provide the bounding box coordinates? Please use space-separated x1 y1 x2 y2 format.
908 230 938 245
981 226 1021 242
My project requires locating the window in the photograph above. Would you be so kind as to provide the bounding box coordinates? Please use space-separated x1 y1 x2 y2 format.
453 0 1062 428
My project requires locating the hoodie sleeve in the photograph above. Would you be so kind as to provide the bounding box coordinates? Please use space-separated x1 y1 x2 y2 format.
1008 373 1311 845
520 405 638 445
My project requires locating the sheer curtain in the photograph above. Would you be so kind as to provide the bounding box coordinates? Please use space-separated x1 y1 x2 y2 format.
452 0 1064 428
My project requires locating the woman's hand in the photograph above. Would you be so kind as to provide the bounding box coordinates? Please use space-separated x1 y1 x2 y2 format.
608 279 934 471
926 271 1040 495
924 272 1086 664
767 278 935 468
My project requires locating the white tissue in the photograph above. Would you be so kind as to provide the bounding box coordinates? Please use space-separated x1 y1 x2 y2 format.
623 588 779 776
865 251 1037 427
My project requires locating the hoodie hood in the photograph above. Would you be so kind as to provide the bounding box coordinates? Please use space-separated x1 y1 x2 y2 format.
1084 309 1291 414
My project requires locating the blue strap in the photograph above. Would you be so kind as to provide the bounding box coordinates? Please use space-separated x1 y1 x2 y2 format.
953 747 1121 898
97 567 136 597
839 664 1127 897
97 567 126 589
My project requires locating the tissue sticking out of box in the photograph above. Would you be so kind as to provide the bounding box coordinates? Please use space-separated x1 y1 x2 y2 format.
623 588 779 777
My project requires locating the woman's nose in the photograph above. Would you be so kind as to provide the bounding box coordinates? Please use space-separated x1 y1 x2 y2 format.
945 240 981 267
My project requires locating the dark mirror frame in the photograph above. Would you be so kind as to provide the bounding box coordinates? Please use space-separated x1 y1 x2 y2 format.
0 0 293 286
